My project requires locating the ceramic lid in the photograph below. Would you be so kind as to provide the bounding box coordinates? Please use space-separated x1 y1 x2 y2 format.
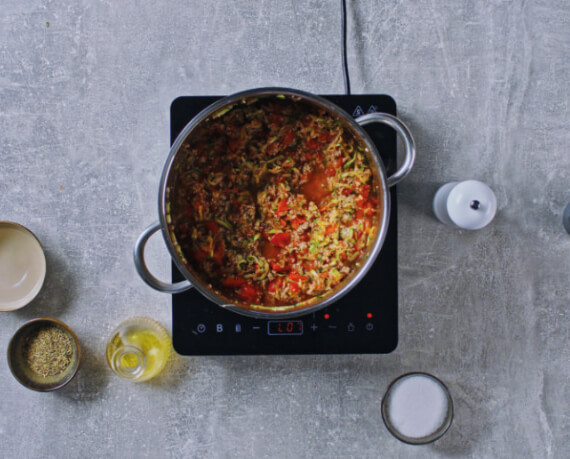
446 180 497 230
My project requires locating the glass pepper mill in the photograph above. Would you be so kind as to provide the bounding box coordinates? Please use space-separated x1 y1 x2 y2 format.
106 317 171 382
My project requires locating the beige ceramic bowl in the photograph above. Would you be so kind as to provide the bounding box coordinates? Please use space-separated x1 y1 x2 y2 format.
0 222 46 311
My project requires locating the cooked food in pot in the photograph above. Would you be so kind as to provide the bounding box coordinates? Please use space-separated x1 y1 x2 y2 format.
166 96 380 306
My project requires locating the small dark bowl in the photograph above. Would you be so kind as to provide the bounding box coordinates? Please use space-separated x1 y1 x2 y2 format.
7 318 81 392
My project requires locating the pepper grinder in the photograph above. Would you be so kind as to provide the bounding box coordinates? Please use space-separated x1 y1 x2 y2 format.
433 180 497 230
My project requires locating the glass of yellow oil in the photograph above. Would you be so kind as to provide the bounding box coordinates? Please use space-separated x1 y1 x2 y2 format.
106 317 171 382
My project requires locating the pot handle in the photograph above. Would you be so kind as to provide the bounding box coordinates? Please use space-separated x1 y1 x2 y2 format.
356 113 416 187
133 222 193 294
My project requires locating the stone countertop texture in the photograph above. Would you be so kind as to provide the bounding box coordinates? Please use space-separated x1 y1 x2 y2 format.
1 0 569 457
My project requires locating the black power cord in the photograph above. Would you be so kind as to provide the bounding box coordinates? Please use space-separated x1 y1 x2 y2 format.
341 0 351 95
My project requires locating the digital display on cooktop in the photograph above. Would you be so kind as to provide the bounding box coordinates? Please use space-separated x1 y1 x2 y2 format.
171 94 398 355
267 321 304 336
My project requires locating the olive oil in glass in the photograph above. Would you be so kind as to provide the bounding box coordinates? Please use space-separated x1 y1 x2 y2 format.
106 317 171 381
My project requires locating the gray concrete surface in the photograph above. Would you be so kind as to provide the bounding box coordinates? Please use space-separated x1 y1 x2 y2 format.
1 0 569 457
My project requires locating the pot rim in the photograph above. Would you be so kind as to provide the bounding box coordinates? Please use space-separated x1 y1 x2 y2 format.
158 87 391 319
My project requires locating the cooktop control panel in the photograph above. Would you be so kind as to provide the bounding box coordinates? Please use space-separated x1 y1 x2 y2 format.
171 94 398 355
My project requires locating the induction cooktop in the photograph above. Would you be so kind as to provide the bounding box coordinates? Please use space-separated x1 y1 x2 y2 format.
171 94 398 355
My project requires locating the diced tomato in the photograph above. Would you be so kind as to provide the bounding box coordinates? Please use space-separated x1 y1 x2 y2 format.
361 198 376 216
325 224 337 235
288 282 301 294
237 283 260 302
281 130 295 147
291 216 305 229
277 198 289 215
205 220 220 234
288 270 307 283
300 173 309 181
341 188 352 196
336 158 345 168
262 241 281 260
361 184 371 199
305 152 313 160
268 277 283 294
270 262 290 273
325 165 336 177
355 209 364 219
270 232 291 248
306 139 319 150
222 276 246 287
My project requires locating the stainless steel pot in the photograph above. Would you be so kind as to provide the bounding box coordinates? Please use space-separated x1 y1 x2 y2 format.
134 88 415 319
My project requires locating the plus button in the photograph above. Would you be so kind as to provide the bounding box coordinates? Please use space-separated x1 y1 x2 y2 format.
310 324 318 332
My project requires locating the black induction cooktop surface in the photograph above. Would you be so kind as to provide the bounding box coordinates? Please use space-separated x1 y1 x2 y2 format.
171 94 398 355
